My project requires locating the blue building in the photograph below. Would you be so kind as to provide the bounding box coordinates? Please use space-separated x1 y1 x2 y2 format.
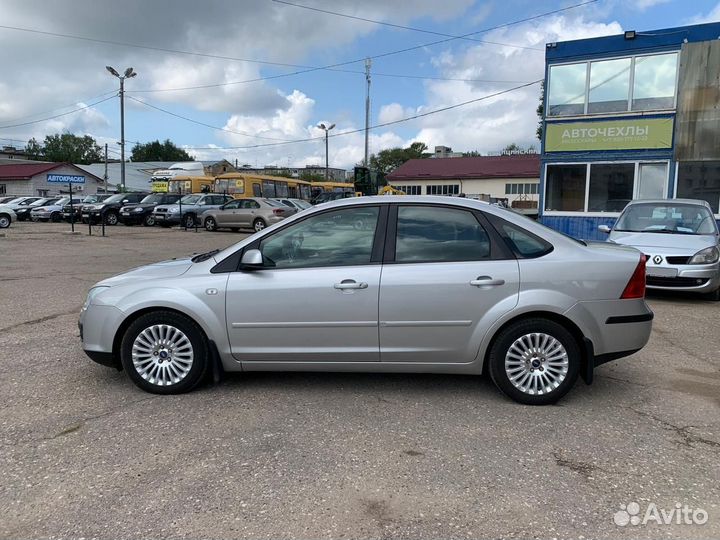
539 22 720 240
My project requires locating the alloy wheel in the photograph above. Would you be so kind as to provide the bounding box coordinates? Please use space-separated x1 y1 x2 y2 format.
504 332 569 395
131 324 194 387
253 219 266 232
0 216 9 228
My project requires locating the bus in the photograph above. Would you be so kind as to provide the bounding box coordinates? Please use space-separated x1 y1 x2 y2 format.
150 162 205 192
213 173 314 200
310 181 356 200
167 175 214 195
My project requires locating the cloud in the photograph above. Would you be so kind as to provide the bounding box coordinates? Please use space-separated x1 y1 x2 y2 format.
633 0 671 10
686 2 720 24
378 103 417 124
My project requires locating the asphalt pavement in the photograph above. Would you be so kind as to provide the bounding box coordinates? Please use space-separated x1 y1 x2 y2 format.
0 221 718 539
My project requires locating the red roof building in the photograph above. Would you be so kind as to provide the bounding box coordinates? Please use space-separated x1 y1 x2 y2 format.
387 154 540 212
0 162 108 198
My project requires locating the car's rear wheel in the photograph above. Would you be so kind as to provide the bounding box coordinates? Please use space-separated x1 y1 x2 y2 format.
104 211 119 226
204 216 217 231
184 214 196 228
0 214 10 228
143 215 155 227
253 218 266 232
120 311 210 394
488 318 580 405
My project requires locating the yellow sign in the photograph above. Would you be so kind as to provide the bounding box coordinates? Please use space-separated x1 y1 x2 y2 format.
545 118 674 152
151 181 168 193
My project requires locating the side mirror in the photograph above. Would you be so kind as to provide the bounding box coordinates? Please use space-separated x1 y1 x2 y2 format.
240 249 264 270
598 224 611 234
122 199 129 204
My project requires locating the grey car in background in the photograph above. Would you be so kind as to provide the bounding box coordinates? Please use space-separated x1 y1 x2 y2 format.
80 196 653 405
272 197 312 212
202 197 295 232
600 199 720 300
0 204 16 228
152 193 234 228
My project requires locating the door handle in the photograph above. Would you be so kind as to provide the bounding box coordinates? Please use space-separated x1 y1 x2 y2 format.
334 279 368 290
470 276 505 287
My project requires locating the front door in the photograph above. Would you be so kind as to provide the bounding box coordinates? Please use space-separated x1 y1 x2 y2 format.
216 199 240 227
379 205 520 363
226 205 385 363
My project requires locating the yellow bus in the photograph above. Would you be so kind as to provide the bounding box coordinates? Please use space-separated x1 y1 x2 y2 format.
167 175 214 195
213 173 314 200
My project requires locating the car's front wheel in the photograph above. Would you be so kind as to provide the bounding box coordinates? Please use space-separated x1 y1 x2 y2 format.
488 318 580 405
104 211 119 226
120 311 210 394
143 215 155 227
204 216 217 231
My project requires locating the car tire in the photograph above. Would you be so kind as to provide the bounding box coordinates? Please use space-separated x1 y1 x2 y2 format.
30 215 39 222
253 218 266 232
143 215 155 227
204 216 217 231
120 311 210 394
184 214 196 228
707 288 720 301
50 212 62 223
104 211 119 226
0 213 10 228
488 318 580 406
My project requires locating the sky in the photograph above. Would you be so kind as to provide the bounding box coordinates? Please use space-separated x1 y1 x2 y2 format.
0 0 719 170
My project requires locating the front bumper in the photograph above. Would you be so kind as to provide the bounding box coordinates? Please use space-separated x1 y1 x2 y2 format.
645 262 720 294
152 212 180 224
119 212 147 224
79 304 125 369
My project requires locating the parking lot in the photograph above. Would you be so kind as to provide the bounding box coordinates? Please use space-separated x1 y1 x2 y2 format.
1 221 718 538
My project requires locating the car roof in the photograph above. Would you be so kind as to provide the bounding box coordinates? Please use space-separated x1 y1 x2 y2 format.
625 198 712 208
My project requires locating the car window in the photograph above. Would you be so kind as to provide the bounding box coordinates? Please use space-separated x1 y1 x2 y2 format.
223 200 241 210
395 206 491 263
487 215 554 258
252 184 262 197
241 200 260 209
259 207 380 269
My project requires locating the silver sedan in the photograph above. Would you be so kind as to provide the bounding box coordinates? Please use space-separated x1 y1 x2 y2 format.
202 197 295 232
80 196 653 405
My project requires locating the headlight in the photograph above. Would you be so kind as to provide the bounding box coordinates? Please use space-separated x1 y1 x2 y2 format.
132 207 144 213
83 286 110 310
689 246 720 265
168 207 179 213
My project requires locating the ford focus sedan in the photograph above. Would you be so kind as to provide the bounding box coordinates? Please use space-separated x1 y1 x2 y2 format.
80 196 653 405
599 199 720 300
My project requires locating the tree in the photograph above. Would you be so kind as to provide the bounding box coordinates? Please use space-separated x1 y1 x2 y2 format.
40 133 103 164
462 150 482 157
368 141 430 174
131 139 194 162
299 171 326 182
24 138 43 160
536 81 544 141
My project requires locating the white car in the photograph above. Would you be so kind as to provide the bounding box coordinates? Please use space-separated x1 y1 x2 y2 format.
0 205 17 228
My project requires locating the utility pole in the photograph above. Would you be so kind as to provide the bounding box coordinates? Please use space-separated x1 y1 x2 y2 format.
106 66 136 192
317 123 335 180
103 143 108 193
364 57 372 167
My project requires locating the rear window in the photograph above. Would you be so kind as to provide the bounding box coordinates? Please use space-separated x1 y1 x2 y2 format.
487 215 554 258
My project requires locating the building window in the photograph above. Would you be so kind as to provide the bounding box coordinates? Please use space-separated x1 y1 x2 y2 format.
396 185 421 195
505 184 511 194
545 164 587 211
426 184 459 195
547 52 678 117
588 57 631 114
545 161 669 213
676 161 720 214
0 184 5 195
588 163 635 212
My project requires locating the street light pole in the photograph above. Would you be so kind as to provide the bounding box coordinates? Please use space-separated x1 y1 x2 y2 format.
317 123 335 180
106 66 137 191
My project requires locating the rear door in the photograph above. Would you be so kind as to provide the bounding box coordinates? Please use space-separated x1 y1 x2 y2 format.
378 204 520 364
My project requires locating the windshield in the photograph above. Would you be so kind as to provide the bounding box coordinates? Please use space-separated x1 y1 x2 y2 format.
180 195 201 204
30 198 51 206
615 203 718 235
104 194 127 204
81 195 100 203
54 198 69 206
141 194 165 204
264 199 287 207
294 200 312 209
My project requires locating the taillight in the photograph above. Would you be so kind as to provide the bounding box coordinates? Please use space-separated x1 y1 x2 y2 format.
621 254 646 299
273 208 285 215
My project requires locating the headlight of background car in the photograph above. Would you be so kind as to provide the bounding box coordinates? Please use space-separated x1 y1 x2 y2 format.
132 207 144 213
689 246 720 265
168 207 179 213
82 286 110 310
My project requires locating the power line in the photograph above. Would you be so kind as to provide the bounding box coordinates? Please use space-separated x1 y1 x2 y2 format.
0 90 117 124
180 79 542 151
0 0 595 91
272 0 543 51
125 96 295 141
0 95 117 129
